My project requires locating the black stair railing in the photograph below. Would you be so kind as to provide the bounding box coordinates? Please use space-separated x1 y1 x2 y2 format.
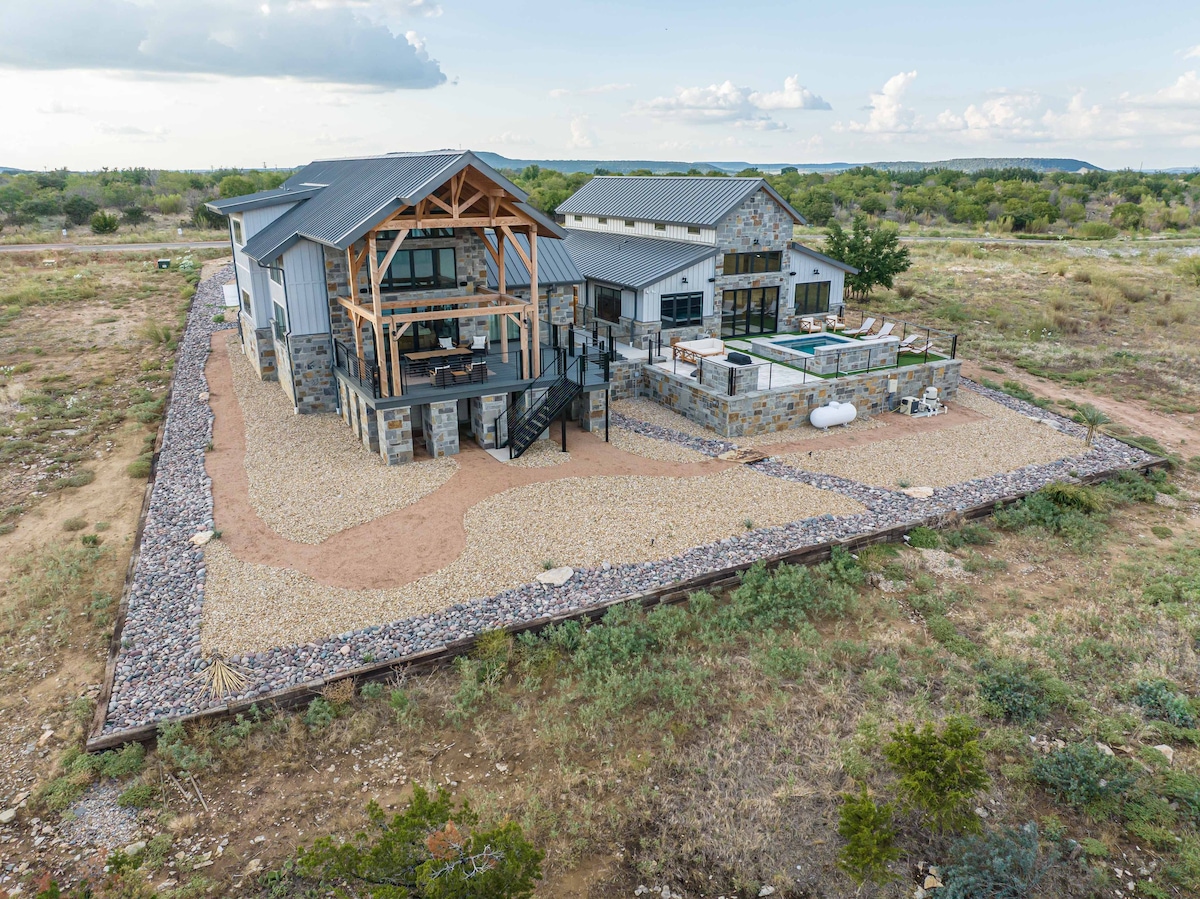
495 349 585 459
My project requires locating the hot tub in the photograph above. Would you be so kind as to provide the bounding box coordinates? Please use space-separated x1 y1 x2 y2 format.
750 332 897 375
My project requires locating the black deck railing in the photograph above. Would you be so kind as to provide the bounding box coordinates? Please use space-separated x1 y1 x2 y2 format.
334 339 381 398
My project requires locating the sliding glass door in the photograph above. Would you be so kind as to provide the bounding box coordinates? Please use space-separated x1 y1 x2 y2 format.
720 287 780 337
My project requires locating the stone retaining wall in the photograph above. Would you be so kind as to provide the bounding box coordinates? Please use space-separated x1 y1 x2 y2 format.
750 335 899 376
240 313 276 380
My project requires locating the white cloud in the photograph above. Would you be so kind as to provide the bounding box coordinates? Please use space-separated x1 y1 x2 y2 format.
1184 44 1200 59
636 76 828 130
0 0 446 89
98 123 169 142
286 0 442 17
567 115 595 149
749 75 832 111
1125 71 1200 107
487 131 532 146
846 70 918 133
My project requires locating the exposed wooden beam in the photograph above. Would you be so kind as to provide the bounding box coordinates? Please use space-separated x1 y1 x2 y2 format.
500 224 533 273
366 232 389 396
374 214 531 230
384 303 530 325
529 224 540 377
473 228 501 267
425 192 454 216
373 228 410 293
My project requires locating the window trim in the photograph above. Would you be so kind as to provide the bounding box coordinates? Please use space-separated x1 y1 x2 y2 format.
597 217 608 225
272 300 287 340
687 226 701 235
231 218 243 246
270 255 283 285
378 245 457 292
624 219 636 227
573 215 583 222
794 280 832 316
241 289 251 313
723 250 783 275
660 291 704 327
654 223 666 232
594 284 622 323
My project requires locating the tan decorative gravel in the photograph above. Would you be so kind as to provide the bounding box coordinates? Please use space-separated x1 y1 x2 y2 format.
225 337 457 544
776 391 1086 488
502 438 572 468
609 428 711 463
201 466 863 653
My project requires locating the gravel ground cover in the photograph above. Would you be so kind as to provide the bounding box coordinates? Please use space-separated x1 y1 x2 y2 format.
227 337 457 544
774 391 1085 488
202 467 862 653
97 264 1159 737
501 438 573 468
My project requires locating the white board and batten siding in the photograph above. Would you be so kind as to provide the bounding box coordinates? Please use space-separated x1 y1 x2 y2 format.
638 256 717 322
279 239 330 336
566 215 715 245
788 246 848 312
231 203 297 329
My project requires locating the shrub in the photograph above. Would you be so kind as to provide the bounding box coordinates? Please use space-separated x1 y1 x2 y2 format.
1134 679 1197 728
1078 222 1118 240
127 456 152 479
62 196 99 226
155 194 186 215
896 284 915 299
941 823 1057 899
156 721 212 773
836 787 900 887
120 206 148 226
1177 257 1200 287
100 742 146 779
943 523 995 548
360 682 384 700
1032 743 1137 808
116 783 157 808
296 787 543 899
907 526 940 549
89 211 120 234
304 697 338 732
62 517 87 532
977 659 1052 723
883 717 991 833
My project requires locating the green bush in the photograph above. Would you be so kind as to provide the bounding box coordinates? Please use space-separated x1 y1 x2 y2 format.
836 787 900 887
89 211 120 234
304 697 338 731
156 721 212 773
121 205 148 225
127 455 153 479
941 823 1057 899
1078 222 1118 240
1134 679 1197 728
1032 743 1136 808
883 717 990 833
117 783 158 808
296 786 543 899
360 682 384 700
977 659 1053 723
63 195 99 226
907 526 940 549
100 742 145 778
943 523 995 548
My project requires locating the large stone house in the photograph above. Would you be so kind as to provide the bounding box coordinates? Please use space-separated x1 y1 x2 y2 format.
556 176 858 347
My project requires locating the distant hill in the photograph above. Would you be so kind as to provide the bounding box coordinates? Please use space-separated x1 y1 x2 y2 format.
0 166 28 175
478 152 1103 176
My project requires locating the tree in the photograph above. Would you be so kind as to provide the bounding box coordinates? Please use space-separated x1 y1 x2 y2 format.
121 205 148 226
794 187 835 226
836 787 901 887
825 216 912 300
1110 202 1144 230
63 195 99 226
217 174 256 199
1074 404 1111 446
89 211 120 234
297 787 543 899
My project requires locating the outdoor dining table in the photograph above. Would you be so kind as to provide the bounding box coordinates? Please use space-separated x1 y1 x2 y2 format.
403 347 473 376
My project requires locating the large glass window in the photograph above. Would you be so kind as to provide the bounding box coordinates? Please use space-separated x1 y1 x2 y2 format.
595 284 622 323
272 301 287 339
270 255 283 285
378 246 457 291
723 251 782 274
661 292 704 327
231 219 243 245
794 281 832 316
720 287 779 337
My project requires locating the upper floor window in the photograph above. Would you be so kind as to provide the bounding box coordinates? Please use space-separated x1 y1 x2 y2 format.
597 217 608 224
241 289 251 312
624 219 635 227
724 251 782 274
687 226 701 235
376 228 454 240
231 219 243 245
270 255 283 284
379 246 457 292
573 215 583 222
654 223 666 232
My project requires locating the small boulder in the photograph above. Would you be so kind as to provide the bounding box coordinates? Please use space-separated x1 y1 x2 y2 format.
924 874 944 889
901 486 935 499
1096 742 1115 757
1152 744 1175 765
244 858 263 876
758 888 776 898
190 531 214 546
536 566 574 587
0 808 17 825
125 840 147 856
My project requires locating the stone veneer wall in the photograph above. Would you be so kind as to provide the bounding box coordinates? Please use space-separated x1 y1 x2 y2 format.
421 399 460 458
750 336 899 376
240 312 277 381
640 359 961 438
469 393 508 449
700 358 765 395
287 334 338 414
376 406 414 465
714 190 796 329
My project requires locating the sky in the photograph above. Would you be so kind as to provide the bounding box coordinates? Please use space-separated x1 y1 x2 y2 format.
1 0 1199 171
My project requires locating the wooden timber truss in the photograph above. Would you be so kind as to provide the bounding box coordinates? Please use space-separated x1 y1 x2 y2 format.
337 165 544 398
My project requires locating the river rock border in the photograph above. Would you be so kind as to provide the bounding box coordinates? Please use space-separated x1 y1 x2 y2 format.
96 269 1160 737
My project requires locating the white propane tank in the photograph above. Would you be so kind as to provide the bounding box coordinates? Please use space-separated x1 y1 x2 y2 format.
810 401 858 429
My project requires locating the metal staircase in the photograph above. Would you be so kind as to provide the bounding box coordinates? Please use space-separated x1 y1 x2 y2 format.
499 354 581 459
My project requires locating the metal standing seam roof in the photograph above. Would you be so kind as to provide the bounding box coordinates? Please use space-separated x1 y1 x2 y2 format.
563 231 719 290
789 241 861 274
484 230 582 290
205 185 325 214
556 176 807 228
217 151 567 263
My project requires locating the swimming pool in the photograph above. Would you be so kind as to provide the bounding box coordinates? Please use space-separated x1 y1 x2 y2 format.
770 333 858 355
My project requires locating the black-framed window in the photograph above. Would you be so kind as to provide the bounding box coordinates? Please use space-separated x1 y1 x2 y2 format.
723 251 782 274
376 228 454 239
378 246 457 291
598 217 608 224
624 219 635 227
231 219 243 245
654 223 666 232
794 281 832 316
272 301 287 339
270 255 283 285
687 226 701 235
661 292 704 327
720 287 779 337
595 284 622 323
241 289 251 312
573 215 583 222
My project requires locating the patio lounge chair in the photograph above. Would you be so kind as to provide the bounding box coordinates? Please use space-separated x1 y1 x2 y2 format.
897 333 921 349
798 316 823 333
430 366 454 387
860 322 896 341
908 341 935 355
844 317 876 337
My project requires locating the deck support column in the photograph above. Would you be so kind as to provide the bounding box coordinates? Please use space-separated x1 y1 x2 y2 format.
469 393 508 449
421 400 460 458
377 406 414 465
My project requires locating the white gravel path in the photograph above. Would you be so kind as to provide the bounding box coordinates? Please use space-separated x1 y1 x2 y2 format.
776 391 1086 488
201 466 863 653
227 336 457 543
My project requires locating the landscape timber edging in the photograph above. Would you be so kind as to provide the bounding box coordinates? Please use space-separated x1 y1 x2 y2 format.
84 453 1166 753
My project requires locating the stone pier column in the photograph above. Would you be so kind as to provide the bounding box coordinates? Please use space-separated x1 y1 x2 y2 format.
470 393 508 449
580 389 606 433
377 406 414 465
338 380 351 426
421 400 459 458
356 394 379 454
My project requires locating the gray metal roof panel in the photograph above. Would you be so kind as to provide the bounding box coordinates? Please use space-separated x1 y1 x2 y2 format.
206 185 325 214
789 241 860 274
484 231 582 289
557 176 806 227
236 151 566 262
563 231 718 290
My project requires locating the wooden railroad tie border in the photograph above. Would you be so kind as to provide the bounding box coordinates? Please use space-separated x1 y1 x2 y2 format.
84 456 1167 753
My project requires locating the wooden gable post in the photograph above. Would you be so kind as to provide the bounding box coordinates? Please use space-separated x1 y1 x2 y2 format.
366 231 389 396
529 224 540 377
497 229 509 364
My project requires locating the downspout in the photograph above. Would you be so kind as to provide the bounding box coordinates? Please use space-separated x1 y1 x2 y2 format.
318 246 340 416
257 258 298 413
